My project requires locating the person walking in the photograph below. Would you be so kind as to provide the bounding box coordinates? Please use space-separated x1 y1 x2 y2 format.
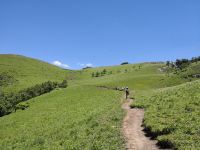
125 87 129 99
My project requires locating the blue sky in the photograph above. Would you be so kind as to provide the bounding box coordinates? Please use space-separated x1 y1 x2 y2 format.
0 0 200 69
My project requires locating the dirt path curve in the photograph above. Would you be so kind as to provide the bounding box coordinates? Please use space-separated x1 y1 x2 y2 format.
122 98 162 150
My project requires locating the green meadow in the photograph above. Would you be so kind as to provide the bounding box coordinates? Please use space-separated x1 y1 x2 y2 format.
0 85 124 150
1 54 200 149
0 54 68 93
132 80 200 150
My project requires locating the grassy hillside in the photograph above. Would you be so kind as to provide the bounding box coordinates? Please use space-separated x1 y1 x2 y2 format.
0 54 69 93
0 55 125 149
71 62 189 94
130 60 200 149
0 85 124 150
71 63 166 88
73 62 164 81
1 54 200 149
175 61 200 80
132 80 200 150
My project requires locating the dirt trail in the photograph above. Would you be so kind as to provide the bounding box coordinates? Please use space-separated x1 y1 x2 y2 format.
122 98 165 150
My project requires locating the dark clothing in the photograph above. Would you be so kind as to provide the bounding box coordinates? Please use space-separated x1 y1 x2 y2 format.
125 89 129 99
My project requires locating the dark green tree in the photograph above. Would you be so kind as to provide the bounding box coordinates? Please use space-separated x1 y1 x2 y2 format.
92 72 95 77
102 69 107 74
166 61 170 67
59 80 68 88
95 72 100 77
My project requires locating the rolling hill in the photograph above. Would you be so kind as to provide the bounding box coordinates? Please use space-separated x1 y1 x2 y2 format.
132 80 200 149
0 54 200 149
0 54 69 93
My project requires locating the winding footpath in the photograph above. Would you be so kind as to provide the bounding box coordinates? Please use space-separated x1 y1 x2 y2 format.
122 98 168 150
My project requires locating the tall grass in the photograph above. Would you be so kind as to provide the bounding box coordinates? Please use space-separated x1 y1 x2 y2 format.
132 80 200 149
0 86 124 150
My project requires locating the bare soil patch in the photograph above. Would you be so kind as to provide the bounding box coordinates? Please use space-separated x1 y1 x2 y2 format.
122 98 170 150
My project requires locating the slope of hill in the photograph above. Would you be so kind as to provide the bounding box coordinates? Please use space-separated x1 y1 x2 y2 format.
1 54 200 149
132 80 200 150
71 62 188 91
0 54 69 93
0 85 124 149
177 61 200 80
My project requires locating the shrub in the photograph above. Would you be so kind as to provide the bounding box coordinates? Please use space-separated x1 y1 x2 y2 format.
92 72 95 77
82 66 92 70
102 69 107 74
59 80 68 88
166 61 170 67
0 80 68 117
15 102 29 111
92 69 108 77
121 62 129 65
167 56 200 69
0 72 16 86
95 72 100 77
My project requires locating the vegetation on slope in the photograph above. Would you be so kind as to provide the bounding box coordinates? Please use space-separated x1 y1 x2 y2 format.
71 63 172 89
165 57 200 81
1 54 200 149
129 58 200 149
132 80 200 149
0 54 69 93
0 56 167 149
0 54 70 117
0 72 17 87
0 86 124 150
0 80 68 116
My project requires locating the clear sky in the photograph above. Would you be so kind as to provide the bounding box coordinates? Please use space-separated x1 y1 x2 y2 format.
0 0 200 69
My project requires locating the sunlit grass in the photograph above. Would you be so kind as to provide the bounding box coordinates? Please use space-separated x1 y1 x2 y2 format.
0 86 124 150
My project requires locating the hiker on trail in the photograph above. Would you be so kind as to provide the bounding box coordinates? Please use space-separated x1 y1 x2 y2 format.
125 87 129 99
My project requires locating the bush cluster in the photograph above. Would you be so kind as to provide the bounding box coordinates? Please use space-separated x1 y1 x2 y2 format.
166 56 200 70
91 69 112 77
0 72 16 86
0 80 68 117
15 102 29 111
82 66 92 70
121 62 129 65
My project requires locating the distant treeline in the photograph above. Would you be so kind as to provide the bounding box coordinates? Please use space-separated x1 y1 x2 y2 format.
92 69 112 77
82 66 92 70
121 62 129 65
0 80 68 117
166 56 200 69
